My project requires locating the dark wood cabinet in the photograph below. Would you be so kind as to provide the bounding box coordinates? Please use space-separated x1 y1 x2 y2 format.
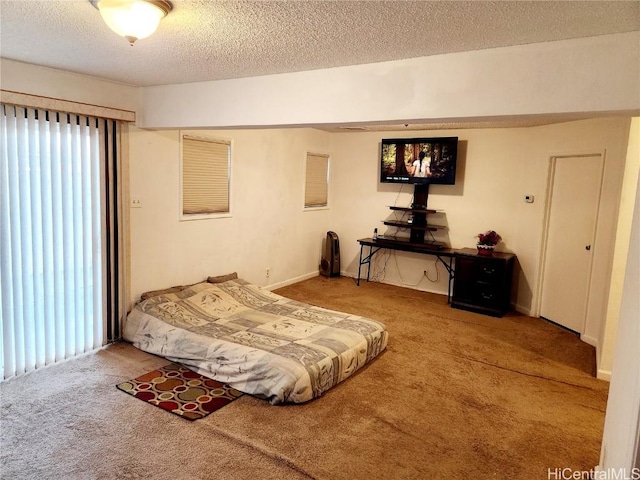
451 248 515 317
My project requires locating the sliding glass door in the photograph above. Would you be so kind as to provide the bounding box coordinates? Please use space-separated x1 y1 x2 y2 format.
0 104 120 380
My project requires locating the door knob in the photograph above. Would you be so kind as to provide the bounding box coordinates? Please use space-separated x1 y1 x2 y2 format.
585 245 591 251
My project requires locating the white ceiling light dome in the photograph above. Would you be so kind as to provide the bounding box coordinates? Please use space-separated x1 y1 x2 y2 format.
92 0 172 45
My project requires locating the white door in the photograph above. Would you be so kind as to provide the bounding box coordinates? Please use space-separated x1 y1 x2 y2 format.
539 154 603 333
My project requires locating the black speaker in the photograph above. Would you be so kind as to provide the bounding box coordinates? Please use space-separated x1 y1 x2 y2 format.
320 231 340 277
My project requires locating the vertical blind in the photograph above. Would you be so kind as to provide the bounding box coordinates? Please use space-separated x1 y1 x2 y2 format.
102 119 125 344
0 104 114 380
305 153 329 207
182 135 230 215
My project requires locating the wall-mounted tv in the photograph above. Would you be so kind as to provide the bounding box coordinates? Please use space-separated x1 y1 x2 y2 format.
380 137 458 185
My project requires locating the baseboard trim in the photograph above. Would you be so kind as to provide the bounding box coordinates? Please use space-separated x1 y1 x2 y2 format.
265 271 319 291
582 335 605 381
513 303 532 316
346 271 534 308
344 272 449 297
581 334 598 348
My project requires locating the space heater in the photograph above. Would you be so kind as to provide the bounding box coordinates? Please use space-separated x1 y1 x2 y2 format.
320 231 340 277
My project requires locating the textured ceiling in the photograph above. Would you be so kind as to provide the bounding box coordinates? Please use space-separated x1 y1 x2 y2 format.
1 1 639 88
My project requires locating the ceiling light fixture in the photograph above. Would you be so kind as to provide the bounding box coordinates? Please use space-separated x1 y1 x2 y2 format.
90 0 172 45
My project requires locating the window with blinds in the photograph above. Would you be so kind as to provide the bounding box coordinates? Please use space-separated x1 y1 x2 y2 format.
181 135 230 216
305 153 329 208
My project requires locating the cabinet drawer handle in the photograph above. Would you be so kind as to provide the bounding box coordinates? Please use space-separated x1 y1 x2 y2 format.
482 267 495 274
481 293 494 300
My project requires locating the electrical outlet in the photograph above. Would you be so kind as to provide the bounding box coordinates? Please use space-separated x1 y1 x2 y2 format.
266 267 270 278
524 195 534 203
130 198 142 208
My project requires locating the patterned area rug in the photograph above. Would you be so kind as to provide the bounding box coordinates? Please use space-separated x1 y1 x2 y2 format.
116 363 243 421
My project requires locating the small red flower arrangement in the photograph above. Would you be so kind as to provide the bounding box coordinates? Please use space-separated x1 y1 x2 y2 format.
477 230 502 246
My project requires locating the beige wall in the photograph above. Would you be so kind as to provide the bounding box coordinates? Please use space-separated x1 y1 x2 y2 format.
139 32 640 129
329 118 630 345
599 118 640 377
129 118 630 352
128 126 333 303
0 58 139 114
3 53 632 355
599 132 640 470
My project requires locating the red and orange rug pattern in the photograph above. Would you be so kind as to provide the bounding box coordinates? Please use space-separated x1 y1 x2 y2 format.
116 363 243 420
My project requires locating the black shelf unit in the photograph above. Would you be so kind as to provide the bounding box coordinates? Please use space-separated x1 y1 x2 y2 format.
384 184 445 244
388 206 438 213
382 220 445 231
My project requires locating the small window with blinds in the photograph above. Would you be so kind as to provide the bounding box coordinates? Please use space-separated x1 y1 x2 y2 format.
181 134 231 218
304 152 329 209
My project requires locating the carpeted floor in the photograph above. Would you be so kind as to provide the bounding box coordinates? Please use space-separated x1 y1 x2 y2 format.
0 276 609 479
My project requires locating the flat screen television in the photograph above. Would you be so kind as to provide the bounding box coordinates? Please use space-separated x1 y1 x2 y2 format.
380 136 458 185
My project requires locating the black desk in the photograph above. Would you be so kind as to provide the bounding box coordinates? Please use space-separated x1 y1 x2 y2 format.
357 237 458 301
